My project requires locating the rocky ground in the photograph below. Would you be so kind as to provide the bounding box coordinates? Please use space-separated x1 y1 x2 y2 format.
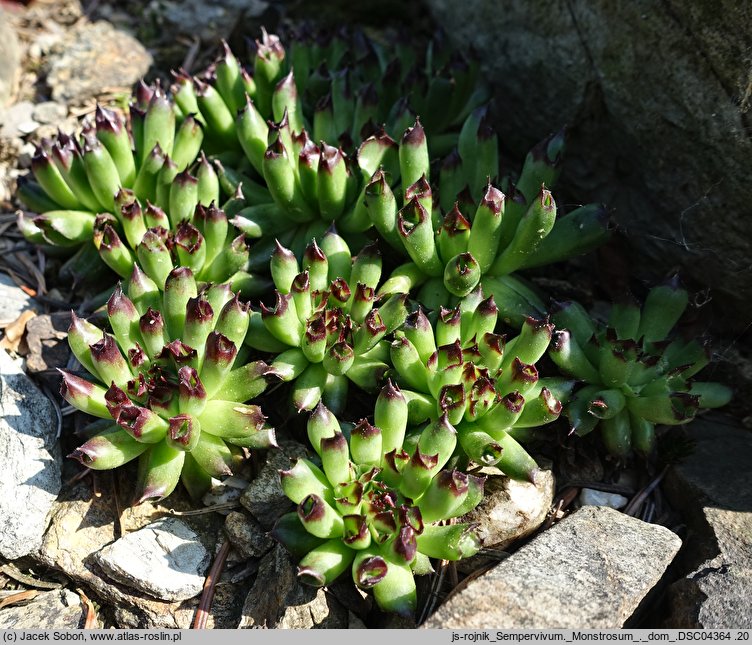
1 0 750 630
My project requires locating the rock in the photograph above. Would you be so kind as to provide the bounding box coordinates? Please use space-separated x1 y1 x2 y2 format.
239 544 349 628
0 8 20 105
95 517 211 602
159 0 269 41
38 477 225 628
224 511 274 559
24 312 70 376
46 21 152 104
0 349 60 559
240 440 309 529
0 589 83 629
0 101 37 139
579 488 629 510
32 101 68 125
425 0 752 334
424 506 682 629
663 417 752 628
0 273 34 326
463 466 555 550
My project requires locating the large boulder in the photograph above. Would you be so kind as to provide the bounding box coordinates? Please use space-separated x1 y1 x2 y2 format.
426 0 752 333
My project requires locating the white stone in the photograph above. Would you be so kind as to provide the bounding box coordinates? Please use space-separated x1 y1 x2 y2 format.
0 272 35 326
0 349 60 559
579 487 629 509
95 517 210 602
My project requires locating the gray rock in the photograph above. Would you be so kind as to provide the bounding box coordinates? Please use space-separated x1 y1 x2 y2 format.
426 0 752 334
240 440 309 529
24 312 70 377
32 101 68 125
463 466 555 550
239 544 348 628
38 478 217 628
579 488 629 510
0 101 37 139
47 21 152 104
224 511 274 559
663 417 752 628
0 9 20 105
95 517 211 602
0 349 60 559
0 589 83 629
0 273 35 326
424 506 682 629
159 0 268 40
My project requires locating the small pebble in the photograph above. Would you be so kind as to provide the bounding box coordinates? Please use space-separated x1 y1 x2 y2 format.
578 488 629 510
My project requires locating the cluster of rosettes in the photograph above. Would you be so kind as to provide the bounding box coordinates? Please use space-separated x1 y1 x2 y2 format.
549 278 732 457
245 230 407 414
389 289 571 482
274 396 483 616
175 27 485 156
59 269 275 502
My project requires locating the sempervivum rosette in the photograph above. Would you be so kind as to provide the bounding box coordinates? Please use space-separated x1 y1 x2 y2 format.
549 277 732 457
60 268 274 503
390 288 573 482
245 229 407 414
273 394 483 616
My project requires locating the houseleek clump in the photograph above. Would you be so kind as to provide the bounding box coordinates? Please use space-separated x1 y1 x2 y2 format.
18 87 209 247
390 289 573 482
245 229 407 414
176 27 485 158
273 396 483 616
372 127 611 319
60 269 274 502
549 278 732 457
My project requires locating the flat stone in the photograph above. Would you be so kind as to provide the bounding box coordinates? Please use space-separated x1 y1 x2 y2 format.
663 417 752 628
579 488 629 510
47 21 152 104
239 440 309 529
95 517 211 602
424 506 682 629
0 349 60 559
224 511 274 559
24 312 71 376
239 544 349 628
0 589 83 629
0 273 35 326
463 466 555 550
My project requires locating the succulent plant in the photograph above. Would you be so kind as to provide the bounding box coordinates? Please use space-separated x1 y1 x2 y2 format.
176 28 485 157
389 289 573 482
273 396 483 616
60 268 275 502
371 128 611 318
549 278 732 457
245 229 407 414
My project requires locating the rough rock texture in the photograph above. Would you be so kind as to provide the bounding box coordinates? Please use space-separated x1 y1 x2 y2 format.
224 511 274 559
0 8 20 105
38 477 230 628
425 506 682 629
46 21 152 103
159 0 269 40
0 589 83 629
0 273 34 326
240 440 309 529
426 0 752 333
463 467 555 549
239 544 349 628
94 517 210 602
663 417 752 628
0 349 60 559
